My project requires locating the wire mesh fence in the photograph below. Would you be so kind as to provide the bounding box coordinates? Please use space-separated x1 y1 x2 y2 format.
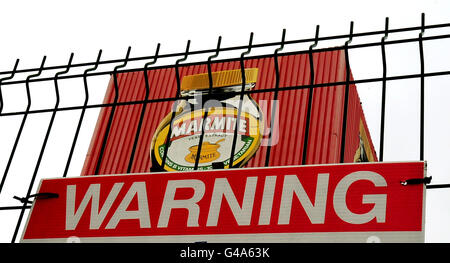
0 13 449 243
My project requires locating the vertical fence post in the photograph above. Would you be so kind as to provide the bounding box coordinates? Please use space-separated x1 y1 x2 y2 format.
419 13 426 161
11 56 47 243
302 25 320 165
340 21 354 164
194 36 222 170
0 59 20 193
127 44 160 173
264 29 286 167
161 40 191 170
63 50 102 177
94 47 131 174
379 17 389 162
230 33 253 168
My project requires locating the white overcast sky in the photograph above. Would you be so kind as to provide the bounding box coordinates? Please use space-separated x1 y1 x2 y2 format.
0 0 449 243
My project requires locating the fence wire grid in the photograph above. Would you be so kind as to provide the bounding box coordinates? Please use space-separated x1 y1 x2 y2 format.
0 13 450 243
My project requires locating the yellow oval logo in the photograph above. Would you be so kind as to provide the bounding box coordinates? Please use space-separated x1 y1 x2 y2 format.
151 107 262 171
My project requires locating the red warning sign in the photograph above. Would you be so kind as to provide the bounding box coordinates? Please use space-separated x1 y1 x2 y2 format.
21 162 425 243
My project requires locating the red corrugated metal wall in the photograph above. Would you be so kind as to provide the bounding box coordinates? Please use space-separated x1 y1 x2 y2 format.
81 49 377 176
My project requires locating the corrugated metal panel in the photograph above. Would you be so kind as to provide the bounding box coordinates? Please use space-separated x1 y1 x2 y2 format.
81 49 377 176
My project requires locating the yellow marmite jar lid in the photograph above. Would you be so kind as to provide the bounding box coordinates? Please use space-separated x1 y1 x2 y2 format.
181 68 259 91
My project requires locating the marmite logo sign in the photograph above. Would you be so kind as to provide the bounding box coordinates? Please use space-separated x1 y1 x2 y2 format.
151 107 261 171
